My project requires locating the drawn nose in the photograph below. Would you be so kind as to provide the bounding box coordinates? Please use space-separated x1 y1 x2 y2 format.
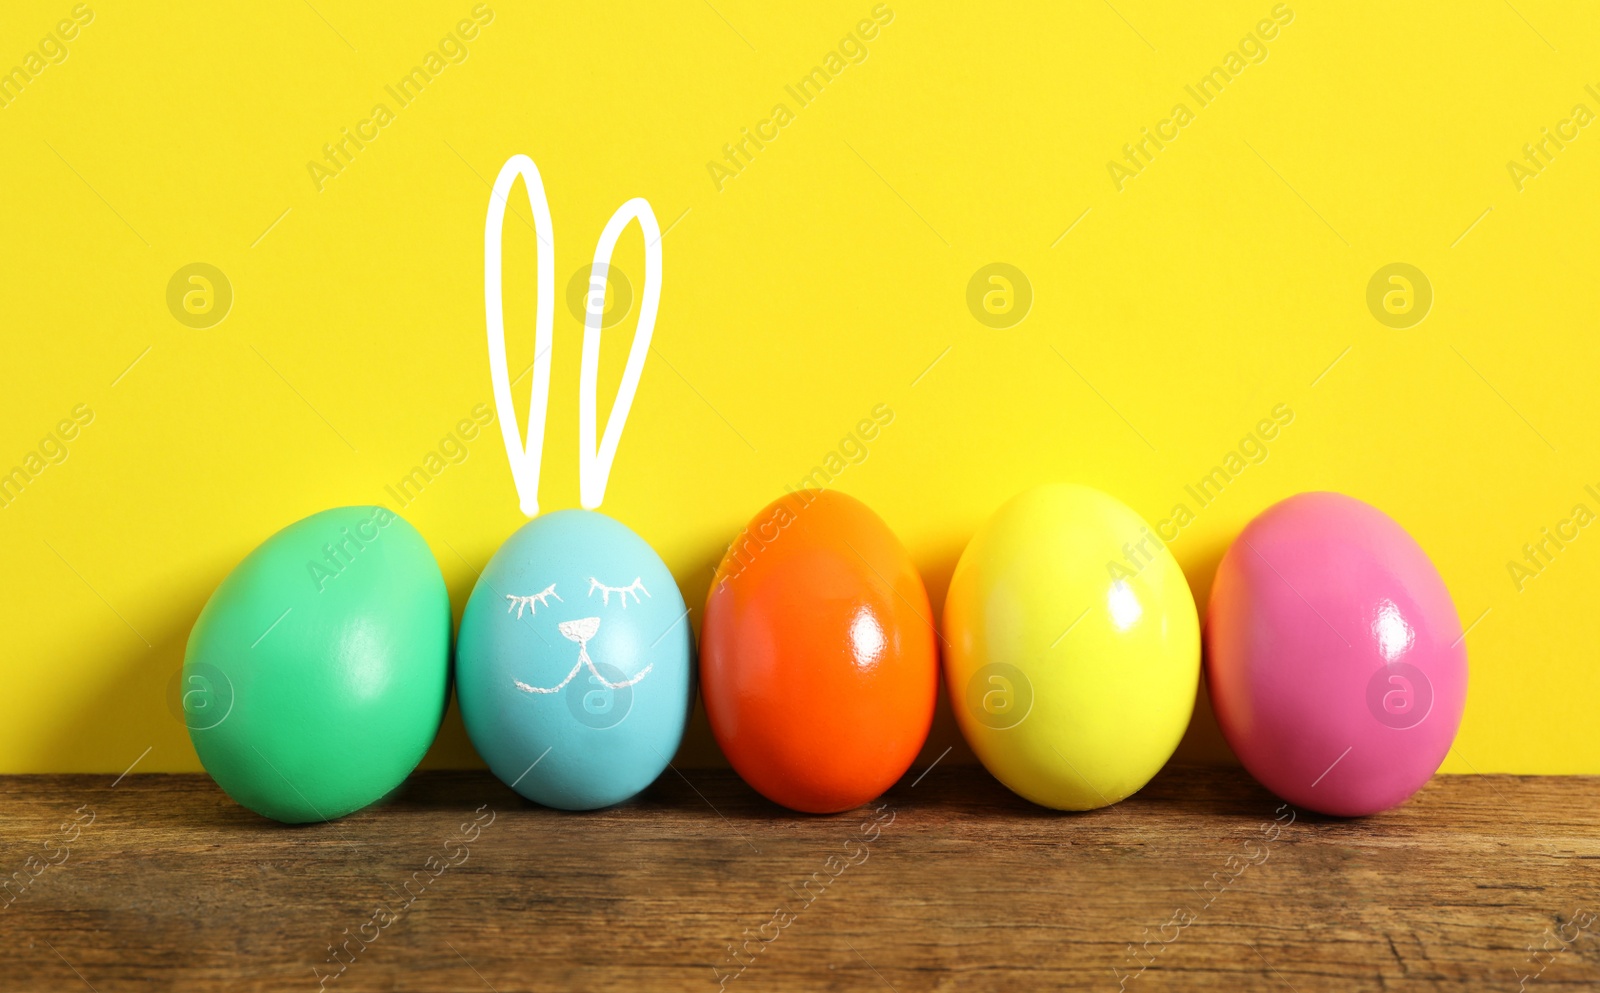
558 617 601 643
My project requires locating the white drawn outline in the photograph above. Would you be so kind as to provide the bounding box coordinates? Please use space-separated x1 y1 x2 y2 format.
504 583 562 619
589 577 649 607
484 154 662 517
484 155 555 518
512 616 654 695
579 200 661 509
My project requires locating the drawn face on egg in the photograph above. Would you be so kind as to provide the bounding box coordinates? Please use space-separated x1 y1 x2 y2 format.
501 575 657 727
456 510 694 810
464 508 694 738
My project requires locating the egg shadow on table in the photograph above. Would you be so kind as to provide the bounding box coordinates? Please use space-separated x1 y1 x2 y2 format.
29 570 337 834
413 694 482 773
907 529 982 775
628 762 1304 828
1170 529 1239 768
37 579 214 788
658 539 726 769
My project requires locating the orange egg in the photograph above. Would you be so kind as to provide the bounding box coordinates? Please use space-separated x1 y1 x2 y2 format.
702 490 938 813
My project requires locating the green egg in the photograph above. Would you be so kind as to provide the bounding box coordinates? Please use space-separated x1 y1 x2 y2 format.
183 506 450 823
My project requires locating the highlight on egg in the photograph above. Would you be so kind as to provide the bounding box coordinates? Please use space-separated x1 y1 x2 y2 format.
183 506 451 823
942 483 1201 811
455 509 694 811
1204 492 1468 816
701 490 937 814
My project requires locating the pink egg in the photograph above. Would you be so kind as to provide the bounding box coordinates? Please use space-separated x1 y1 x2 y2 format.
1205 492 1468 816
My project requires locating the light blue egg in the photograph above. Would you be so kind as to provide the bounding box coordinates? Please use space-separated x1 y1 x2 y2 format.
456 509 693 809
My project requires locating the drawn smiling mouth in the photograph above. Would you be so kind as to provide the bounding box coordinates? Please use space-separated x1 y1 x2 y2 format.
512 616 654 694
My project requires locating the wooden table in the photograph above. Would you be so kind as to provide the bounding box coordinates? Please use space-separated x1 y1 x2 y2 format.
1 766 1596 991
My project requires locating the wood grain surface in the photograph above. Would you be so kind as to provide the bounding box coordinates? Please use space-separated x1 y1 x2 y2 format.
1 766 1597 992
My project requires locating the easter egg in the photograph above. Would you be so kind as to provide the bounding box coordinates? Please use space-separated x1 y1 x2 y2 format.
943 484 1200 810
1205 492 1467 816
183 506 450 823
702 490 937 813
456 509 693 810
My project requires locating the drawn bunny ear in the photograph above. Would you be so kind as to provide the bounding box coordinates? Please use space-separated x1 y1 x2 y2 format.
578 198 662 510
483 153 661 516
484 154 556 517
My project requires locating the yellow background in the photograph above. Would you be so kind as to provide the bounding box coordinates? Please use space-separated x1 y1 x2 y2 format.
2 0 1596 774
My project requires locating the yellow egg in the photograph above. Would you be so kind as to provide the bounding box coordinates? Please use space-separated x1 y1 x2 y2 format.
943 484 1200 809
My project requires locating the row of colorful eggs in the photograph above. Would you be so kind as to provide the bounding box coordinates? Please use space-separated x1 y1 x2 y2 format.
182 485 1467 823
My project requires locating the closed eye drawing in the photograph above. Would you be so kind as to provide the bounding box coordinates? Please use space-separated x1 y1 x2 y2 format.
589 577 649 607
505 583 561 619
